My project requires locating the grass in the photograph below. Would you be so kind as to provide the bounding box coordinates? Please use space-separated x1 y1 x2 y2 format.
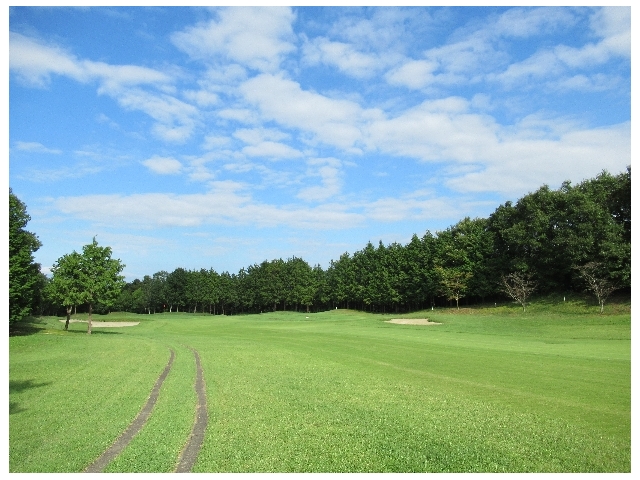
9 298 630 472
9 318 169 472
104 342 196 473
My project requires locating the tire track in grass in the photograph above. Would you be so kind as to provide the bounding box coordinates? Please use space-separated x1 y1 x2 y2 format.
84 348 175 473
175 347 208 472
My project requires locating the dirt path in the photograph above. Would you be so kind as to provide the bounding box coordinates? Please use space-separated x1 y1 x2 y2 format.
175 347 208 473
84 349 175 473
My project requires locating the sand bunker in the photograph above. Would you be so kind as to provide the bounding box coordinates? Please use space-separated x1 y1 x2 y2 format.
386 318 442 325
59 319 140 327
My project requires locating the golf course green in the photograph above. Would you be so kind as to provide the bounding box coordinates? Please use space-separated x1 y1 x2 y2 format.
9 301 630 472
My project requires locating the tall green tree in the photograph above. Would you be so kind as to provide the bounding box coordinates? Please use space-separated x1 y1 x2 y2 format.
327 252 355 309
81 238 126 333
48 251 84 330
151 270 169 312
218 271 236 315
256 259 287 311
9 189 42 326
489 175 630 296
312 264 328 311
50 238 125 334
203 268 220 314
285 257 315 312
167 268 188 312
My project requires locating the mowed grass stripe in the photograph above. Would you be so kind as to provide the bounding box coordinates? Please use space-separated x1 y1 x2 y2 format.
174 312 629 472
84 348 175 472
9 309 630 472
191 314 628 432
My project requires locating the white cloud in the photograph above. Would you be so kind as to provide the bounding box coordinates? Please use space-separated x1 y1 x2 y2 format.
18 164 103 183
82 61 172 88
103 87 199 143
233 127 288 144
240 73 376 149
171 7 296 72
10 32 172 88
52 186 365 231
385 7 625 92
184 155 216 182
385 60 438 89
297 157 343 202
366 97 498 162
202 135 231 150
142 156 183 175
183 89 218 107
242 141 303 160
14 141 62 154
232 127 302 159
491 7 576 38
590 6 630 47
217 108 259 124
10 32 198 143
303 37 380 79
10 32 86 86
495 7 629 87
552 73 619 92
445 122 630 195
364 195 459 223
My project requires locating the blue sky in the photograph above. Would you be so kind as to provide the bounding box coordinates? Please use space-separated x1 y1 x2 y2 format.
8 6 631 281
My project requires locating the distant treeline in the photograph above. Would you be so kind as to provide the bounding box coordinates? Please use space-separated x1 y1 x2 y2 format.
40 168 630 316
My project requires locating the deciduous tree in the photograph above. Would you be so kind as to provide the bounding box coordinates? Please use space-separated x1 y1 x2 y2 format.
50 238 125 334
501 272 537 312
574 262 618 313
435 266 471 309
48 251 84 330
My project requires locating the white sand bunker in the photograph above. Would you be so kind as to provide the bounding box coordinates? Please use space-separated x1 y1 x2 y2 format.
386 318 442 325
60 319 140 327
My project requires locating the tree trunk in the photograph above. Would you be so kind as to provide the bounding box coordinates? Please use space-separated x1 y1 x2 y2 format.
87 303 93 335
65 306 71 330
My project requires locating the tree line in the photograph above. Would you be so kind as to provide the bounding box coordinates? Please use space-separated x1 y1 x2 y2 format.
10 167 630 326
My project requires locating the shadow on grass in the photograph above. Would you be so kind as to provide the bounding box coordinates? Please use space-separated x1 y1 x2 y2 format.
64 329 122 335
9 317 47 337
10 402 24 415
9 379 52 415
10 379 51 394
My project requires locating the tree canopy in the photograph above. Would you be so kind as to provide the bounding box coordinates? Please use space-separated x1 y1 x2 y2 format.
9 189 42 325
32 168 630 319
49 238 126 333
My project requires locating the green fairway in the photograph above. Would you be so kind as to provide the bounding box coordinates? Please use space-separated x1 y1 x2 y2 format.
9 304 630 472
